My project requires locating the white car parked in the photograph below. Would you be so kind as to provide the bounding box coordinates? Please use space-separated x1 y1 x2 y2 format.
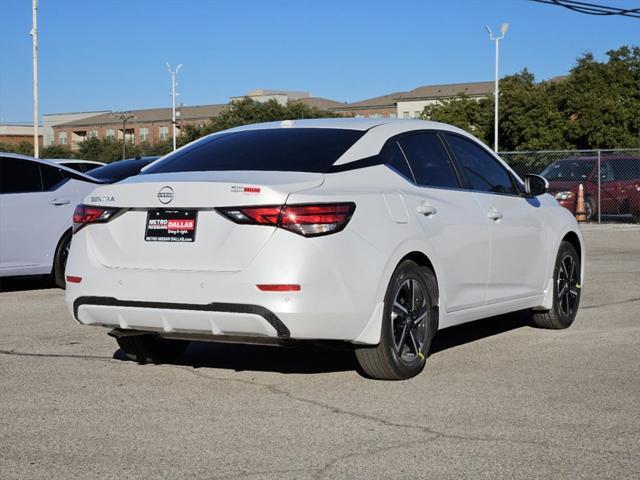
0 153 101 287
65 119 584 380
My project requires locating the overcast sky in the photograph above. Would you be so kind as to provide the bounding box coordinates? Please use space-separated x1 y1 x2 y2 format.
1 0 638 123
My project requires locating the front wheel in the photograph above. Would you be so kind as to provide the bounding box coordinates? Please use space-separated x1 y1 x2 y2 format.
355 260 438 380
532 241 582 329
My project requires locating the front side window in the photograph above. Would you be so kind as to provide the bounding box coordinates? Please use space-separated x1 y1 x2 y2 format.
397 133 459 189
444 134 516 195
0 157 42 194
145 128 364 174
40 164 68 191
609 159 640 181
541 159 595 181
600 161 616 183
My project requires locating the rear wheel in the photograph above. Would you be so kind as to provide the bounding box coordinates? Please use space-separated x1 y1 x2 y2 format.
355 260 438 380
114 334 190 364
532 241 581 329
583 197 595 222
52 231 72 289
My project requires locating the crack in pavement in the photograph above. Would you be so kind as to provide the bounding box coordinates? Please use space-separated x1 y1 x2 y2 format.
1 347 635 469
176 366 637 459
0 348 114 362
581 297 640 310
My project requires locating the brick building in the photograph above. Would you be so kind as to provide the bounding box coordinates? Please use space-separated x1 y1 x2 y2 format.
330 81 494 119
0 124 43 147
49 82 493 149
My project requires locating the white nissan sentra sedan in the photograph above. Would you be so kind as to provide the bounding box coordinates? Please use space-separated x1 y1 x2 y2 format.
65 119 584 380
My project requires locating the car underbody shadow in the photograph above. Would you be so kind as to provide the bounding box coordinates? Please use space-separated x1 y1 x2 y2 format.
112 309 535 376
430 309 534 354
0 275 55 293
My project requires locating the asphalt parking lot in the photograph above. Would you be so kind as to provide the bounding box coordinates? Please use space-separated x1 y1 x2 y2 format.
1 225 639 479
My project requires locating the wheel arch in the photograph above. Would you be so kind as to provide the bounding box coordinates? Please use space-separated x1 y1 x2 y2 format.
354 242 443 345
50 227 73 275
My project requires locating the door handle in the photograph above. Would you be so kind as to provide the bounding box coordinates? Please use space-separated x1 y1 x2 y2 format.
50 198 70 206
417 204 438 216
488 208 503 221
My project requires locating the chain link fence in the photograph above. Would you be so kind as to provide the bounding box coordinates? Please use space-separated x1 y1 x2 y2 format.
500 149 640 224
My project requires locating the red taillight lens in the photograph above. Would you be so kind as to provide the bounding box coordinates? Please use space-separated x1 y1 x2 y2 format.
72 204 120 233
217 203 355 237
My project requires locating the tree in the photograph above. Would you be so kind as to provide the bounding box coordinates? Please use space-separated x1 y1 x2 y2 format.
179 98 343 144
421 45 640 150
422 94 493 145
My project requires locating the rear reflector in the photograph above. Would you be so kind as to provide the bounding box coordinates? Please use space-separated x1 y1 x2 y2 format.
217 202 356 237
66 276 82 284
256 284 301 292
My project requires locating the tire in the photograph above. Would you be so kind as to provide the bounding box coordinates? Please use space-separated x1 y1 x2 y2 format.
532 241 582 329
115 334 190 364
52 231 72 289
355 260 438 380
583 197 595 222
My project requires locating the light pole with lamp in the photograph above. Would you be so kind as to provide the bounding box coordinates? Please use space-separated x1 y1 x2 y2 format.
485 22 509 153
166 63 182 151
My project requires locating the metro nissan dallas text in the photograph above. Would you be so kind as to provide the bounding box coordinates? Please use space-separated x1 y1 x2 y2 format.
65 119 584 380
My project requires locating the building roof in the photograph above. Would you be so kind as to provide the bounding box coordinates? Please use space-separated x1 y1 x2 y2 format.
336 81 493 110
291 97 347 110
57 104 227 127
398 81 493 101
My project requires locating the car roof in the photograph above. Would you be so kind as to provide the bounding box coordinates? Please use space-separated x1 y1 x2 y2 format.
197 118 478 167
224 117 465 133
0 151 102 182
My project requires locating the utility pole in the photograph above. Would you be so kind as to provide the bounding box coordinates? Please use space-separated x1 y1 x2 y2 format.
31 0 39 158
485 23 509 153
166 63 182 151
112 111 135 160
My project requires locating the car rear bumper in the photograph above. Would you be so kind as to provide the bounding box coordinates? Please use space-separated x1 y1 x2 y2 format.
65 227 386 344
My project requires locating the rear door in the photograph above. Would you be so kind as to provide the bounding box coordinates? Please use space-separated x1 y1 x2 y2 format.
442 133 548 304
395 132 491 313
0 157 87 272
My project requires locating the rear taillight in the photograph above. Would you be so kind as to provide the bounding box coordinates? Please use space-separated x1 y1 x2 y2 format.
72 204 120 233
217 203 356 237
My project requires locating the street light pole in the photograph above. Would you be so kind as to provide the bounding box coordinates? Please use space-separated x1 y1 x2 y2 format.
166 63 182 151
486 23 509 153
112 111 135 160
31 0 39 158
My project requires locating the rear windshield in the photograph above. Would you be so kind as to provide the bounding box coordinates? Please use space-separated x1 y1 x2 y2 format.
541 159 595 181
89 158 157 182
144 128 365 174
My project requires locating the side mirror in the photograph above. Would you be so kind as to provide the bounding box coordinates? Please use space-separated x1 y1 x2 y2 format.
524 174 549 196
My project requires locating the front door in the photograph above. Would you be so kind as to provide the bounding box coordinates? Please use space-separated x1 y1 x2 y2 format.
442 133 548 304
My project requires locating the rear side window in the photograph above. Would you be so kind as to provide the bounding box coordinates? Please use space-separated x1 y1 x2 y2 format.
444 134 516 195
0 157 42 194
381 141 414 182
397 133 460 188
145 128 365 174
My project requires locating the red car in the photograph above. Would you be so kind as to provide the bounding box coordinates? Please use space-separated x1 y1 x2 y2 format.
541 156 640 221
